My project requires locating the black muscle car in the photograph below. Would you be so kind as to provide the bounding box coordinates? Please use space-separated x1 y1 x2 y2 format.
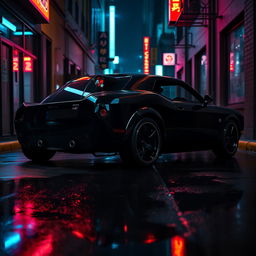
15 74 244 166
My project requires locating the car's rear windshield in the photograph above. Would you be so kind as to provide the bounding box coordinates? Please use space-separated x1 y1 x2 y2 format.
42 75 131 103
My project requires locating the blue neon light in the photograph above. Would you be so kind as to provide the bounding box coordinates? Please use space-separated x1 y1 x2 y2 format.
113 56 119 64
111 243 119 249
104 69 110 75
155 65 163 76
109 6 115 59
64 87 84 96
13 31 33 36
111 98 119 104
4 233 21 249
1 17 16 32
87 95 97 103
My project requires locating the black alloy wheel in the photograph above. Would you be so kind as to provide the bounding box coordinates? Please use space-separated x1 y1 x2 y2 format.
120 118 161 166
223 121 239 154
213 120 239 158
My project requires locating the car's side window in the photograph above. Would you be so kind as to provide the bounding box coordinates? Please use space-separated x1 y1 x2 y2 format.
159 84 201 103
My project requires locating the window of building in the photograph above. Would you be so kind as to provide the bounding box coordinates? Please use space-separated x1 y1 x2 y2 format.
0 6 23 47
187 59 192 86
68 0 73 15
24 26 35 53
75 1 79 24
196 48 207 96
176 27 184 44
227 24 244 104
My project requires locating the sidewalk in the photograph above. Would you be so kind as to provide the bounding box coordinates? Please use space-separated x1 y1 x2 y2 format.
0 137 256 154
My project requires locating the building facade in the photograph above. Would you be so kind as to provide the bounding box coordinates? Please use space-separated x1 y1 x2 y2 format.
0 0 105 138
174 0 256 140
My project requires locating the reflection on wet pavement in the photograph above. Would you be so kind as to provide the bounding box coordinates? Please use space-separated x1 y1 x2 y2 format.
0 151 255 255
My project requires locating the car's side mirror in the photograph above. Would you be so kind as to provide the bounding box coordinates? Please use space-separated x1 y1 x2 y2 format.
202 95 213 107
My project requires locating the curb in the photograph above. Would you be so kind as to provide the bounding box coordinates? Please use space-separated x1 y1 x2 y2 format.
0 140 256 153
0 141 21 153
238 140 256 153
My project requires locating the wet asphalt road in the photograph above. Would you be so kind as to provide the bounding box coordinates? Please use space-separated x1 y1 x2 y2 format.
0 150 256 256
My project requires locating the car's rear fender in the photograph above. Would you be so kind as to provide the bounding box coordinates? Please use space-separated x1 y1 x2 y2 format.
125 107 166 139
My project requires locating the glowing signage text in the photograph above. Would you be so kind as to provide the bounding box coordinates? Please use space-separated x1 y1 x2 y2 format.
168 0 182 24
24 56 33 72
143 37 150 74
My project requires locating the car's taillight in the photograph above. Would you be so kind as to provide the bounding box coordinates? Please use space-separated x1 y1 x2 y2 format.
99 108 108 117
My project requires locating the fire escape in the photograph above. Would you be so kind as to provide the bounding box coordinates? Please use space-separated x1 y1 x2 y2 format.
169 0 221 48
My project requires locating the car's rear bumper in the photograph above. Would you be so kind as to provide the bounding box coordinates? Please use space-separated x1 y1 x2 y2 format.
15 120 126 153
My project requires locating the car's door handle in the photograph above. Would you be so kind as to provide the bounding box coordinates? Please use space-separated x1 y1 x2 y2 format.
177 106 184 110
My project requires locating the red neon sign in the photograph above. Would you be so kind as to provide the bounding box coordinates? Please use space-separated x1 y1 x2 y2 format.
230 52 235 72
13 49 19 72
24 56 33 72
13 57 19 72
169 0 182 24
29 0 50 22
143 37 150 74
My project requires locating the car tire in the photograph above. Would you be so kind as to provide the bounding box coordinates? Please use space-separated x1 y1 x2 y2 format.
213 120 239 158
120 118 162 166
22 147 56 162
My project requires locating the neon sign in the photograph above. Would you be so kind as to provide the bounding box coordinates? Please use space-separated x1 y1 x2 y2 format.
230 52 235 72
24 56 33 72
29 0 50 22
163 53 175 66
168 0 182 24
143 37 150 74
13 56 19 72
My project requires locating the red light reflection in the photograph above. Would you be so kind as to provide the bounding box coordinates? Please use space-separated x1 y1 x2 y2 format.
72 230 84 239
171 236 185 256
144 233 156 244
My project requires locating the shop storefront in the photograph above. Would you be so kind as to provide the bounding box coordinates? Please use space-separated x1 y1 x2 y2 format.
0 1 48 137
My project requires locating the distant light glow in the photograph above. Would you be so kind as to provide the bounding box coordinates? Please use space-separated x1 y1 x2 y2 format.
113 56 119 64
143 37 150 74
4 233 21 249
104 69 110 74
111 243 119 249
155 65 163 75
1 17 16 32
109 5 115 58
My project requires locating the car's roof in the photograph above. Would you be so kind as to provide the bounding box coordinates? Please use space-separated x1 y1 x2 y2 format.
97 74 186 83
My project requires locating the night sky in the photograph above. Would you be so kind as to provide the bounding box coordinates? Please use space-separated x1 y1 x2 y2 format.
115 0 144 74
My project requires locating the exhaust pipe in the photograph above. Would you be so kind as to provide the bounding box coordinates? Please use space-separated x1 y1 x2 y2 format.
69 140 76 149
